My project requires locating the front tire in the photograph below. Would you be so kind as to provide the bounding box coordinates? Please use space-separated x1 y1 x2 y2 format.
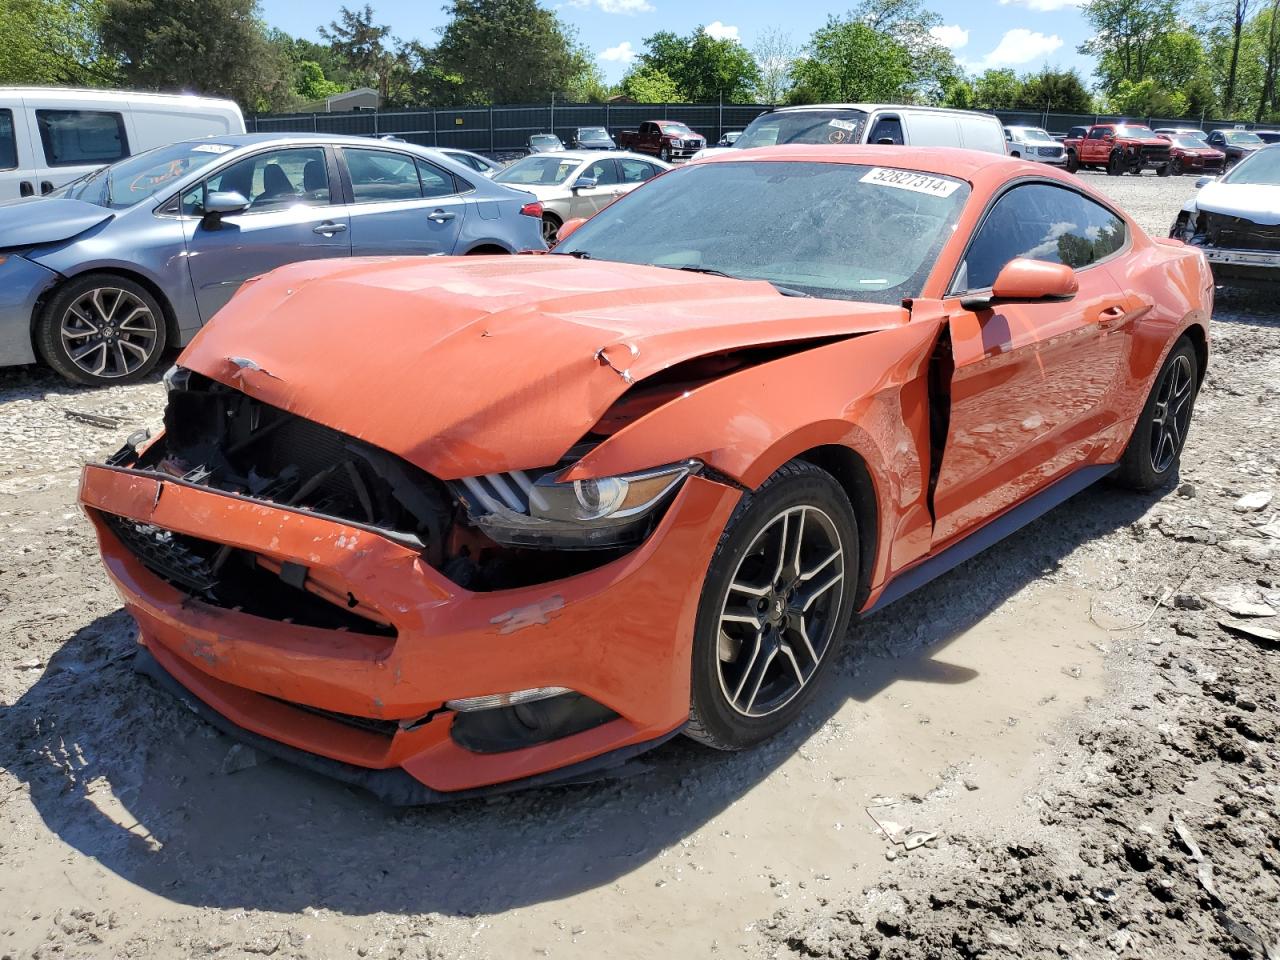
1107 152 1124 176
1158 162 1172 177
686 460 859 751
1114 337 1199 491
36 274 168 386
1065 150 1080 173
659 146 672 163
1171 157 1184 176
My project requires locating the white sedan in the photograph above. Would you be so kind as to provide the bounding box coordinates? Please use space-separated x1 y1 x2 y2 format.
494 150 671 244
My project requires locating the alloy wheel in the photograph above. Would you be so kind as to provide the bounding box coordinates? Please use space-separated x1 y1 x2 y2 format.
716 505 845 717
541 216 560 245
59 287 159 380
1149 353 1194 474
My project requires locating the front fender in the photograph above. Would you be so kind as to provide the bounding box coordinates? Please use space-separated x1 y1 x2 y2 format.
565 321 946 588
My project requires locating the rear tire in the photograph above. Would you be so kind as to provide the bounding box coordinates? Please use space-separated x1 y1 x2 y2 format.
540 213 562 246
36 274 168 386
1114 337 1199 492
685 460 859 751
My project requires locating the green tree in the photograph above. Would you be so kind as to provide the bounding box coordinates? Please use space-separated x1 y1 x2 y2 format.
100 0 293 111
971 68 1023 109
0 0 116 86
941 75 976 109
852 0 960 102
1256 0 1280 119
295 61 344 102
619 65 686 103
1079 0 1180 96
1105 76 1189 114
318 4 395 99
433 0 590 103
787 16 912 104
753 28 800 103
1017 68 1093 112
631 27 761 102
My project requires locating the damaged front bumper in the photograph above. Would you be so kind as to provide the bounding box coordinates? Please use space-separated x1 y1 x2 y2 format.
80 463 740 799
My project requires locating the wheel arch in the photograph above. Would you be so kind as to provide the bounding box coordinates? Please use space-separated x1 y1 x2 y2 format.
1181 320 1209 386
463 243 512 255
792 444 880 612
31 266 180 356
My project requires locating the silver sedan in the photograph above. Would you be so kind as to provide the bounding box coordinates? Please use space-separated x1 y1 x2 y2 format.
494 150 671 244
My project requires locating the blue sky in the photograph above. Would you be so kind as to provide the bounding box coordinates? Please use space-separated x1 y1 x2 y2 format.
260 0 1098 87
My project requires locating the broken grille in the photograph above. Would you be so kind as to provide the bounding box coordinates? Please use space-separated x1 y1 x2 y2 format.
1200 212 1280 252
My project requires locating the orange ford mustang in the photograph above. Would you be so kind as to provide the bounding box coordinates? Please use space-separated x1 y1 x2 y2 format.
80 146 1211 803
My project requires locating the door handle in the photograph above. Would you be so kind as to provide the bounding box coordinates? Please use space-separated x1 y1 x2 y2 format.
1096 305 1127 329
427 210 457 223
312 222 347 236
19 181 33 197
40 181 54 195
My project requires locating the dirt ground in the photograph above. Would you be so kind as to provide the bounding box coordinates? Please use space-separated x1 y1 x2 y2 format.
1 171 1277 960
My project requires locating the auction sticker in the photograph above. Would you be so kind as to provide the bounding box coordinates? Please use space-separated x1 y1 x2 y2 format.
192 143 234 154
860 167 961 198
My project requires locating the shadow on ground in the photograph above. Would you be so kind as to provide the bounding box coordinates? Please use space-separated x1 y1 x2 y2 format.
1 480 1157 919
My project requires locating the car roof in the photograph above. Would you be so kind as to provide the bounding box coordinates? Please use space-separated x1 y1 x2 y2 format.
768 103 999 119
0 85 240 108
517 149 664 163
695 144 1016 180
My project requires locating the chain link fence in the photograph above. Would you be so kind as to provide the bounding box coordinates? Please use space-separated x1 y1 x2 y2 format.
249 102 1277 157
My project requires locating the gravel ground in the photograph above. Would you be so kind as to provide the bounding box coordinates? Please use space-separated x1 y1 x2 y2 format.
1 170 1277 960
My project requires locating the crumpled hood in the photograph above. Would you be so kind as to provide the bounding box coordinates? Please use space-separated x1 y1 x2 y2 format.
179 255 908 478
0 198 114 250
1195 180 1280 225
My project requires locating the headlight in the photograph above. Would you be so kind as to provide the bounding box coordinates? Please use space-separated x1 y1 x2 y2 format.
455 460 701 549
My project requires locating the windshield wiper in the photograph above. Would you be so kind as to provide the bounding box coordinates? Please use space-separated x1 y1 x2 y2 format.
662 264 812 298
556 249 591 259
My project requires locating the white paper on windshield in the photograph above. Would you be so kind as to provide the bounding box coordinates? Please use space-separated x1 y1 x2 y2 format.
192 144 233 154
828 118 857 131
860 167 961 198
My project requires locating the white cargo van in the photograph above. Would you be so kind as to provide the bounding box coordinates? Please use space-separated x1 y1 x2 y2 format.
691 104 1008 160
0 87 244 202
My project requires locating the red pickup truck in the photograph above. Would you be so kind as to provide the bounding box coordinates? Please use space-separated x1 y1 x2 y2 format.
616 120 707 162
1063 123 1173 177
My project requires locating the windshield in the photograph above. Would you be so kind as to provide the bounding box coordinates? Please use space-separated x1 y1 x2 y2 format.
735 109 870 149
1170 136 1206 149
1222 147 1280 185
553 160 969 303
494 155 580 186
49 140 234 209
1225 131 1264 145
660 123 693 135
579 127 610 139
530 135 560 145
1017 128 1056 142
1116 125 1158 139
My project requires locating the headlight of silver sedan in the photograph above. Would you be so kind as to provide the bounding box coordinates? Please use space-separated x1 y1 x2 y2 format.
455 460 701 549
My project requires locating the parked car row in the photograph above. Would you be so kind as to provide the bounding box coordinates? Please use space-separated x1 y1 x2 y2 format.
1055 122 1273 177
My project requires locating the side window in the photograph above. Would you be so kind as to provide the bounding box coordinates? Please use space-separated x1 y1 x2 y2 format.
35 110 128 166
451 152 484 172
868 116 904 145
345 148 423 203
182 147 330 215
618 158 657 183
956 183 1127 292
906 113 959 147
1088 128 1108 140
586 158 620 185
0 109 16 170
414 158 457 199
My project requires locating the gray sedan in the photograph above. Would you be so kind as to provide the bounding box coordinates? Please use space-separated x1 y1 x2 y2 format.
0 133 545 384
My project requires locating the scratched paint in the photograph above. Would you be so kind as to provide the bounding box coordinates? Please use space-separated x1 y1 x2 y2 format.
489 596 567 635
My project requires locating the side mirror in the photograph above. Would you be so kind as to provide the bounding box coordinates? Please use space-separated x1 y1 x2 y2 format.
571 176 597 191
875 137 895 145
961 258 1078 311
556 217 588 244
205 190 250 215
1195 175 1217 188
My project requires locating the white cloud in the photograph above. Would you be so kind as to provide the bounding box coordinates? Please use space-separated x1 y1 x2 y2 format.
703 21 741 41
568 0 654 13
599 40 637 63
976 28 1063 68
998 0 1083 11
929 24 970 50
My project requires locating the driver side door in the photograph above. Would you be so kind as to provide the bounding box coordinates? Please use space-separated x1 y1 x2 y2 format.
931 182 1139 547
181 146 350 321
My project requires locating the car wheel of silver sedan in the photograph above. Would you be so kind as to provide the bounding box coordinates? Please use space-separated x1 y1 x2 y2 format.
36 274 169 386
686 460 859 750
541 213 562 246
